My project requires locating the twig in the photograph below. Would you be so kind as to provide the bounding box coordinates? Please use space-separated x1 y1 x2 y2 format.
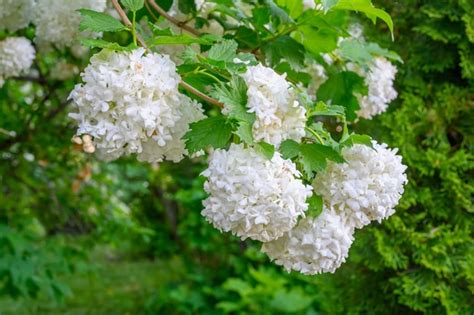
147 0 201 36
111 0 223 108
180 81 223 108
111 0 148 48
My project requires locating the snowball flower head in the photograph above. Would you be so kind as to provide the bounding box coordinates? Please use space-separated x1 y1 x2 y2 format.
313 141 408 229
0 0 34 32
262 207 354 275
241 64 307 147
69 48 204 162
0 37 35 85
33 0 107 48
201 143 313 242
356 57 398 119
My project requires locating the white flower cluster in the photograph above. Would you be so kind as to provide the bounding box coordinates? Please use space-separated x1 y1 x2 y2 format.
262 207 354 275
0 37 36 87
313 141 408 229
241 64 307 147
33 0 107 48
356 57 398 119
201 143 312 242
0 0 35 32
69 48 204 162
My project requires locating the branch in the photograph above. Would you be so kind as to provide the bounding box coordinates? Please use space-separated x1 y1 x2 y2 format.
147 0 200 36
180 81 223 108
111 0 148 48
111 0 223 108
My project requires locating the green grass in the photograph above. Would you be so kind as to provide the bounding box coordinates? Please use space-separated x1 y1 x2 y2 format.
0 250 185 315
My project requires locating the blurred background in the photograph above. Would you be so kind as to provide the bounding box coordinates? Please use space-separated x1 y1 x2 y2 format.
0 0 473 314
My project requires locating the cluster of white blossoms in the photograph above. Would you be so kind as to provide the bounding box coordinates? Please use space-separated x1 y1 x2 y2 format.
0 37 36 87
350 57 398 119
68 48 204 162
262 207 354 275
201 144 313 242
241 64 307 147
313 141 408 229
0 0 35 32
33 0 107 48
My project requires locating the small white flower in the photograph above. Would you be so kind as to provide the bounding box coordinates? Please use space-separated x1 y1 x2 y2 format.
0 0 34 32
0 37 35 82
33 0 107 48
241 64 307 147
201 143 313 242
313 141 408 228
262 207 354 275
69 48 204 162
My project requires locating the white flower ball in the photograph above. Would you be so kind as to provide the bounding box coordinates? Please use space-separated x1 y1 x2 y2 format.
201 143 313 242
0 0 34 32
262 207 354 275
313 141 408 229
68 48 204 162
356 57 398 119
33 0 107 48
0 37 36 82
241 64 307 147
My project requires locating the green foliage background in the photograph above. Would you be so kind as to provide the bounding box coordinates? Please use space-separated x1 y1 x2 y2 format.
0 0 473 314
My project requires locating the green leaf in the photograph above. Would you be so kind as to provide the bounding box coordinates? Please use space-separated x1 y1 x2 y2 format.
183 116 233 153
279 139 300 159
275 0 304 19
78 9 127 33
317 71 366 120
341 134 373 147
148 34 215 46
208 40 239 62
321 0 339 11
235 122 254 144
270 288 313 313
263 36 306 70
211 76 256 144
306 195 323 217
121 0 144 12
178 0 197 14
339 40 403 64
211 76 251 122
339 40 374 65
264 0 293 23
299 143 344 175
292 25 339 55
310 101 346 117
333 0 394 37
79 38 135 51
255 142 275 160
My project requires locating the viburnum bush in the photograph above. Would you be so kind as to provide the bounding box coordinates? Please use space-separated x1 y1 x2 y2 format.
1 0 408 276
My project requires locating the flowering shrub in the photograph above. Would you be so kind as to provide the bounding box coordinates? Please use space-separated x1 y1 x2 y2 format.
0 0 411 301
